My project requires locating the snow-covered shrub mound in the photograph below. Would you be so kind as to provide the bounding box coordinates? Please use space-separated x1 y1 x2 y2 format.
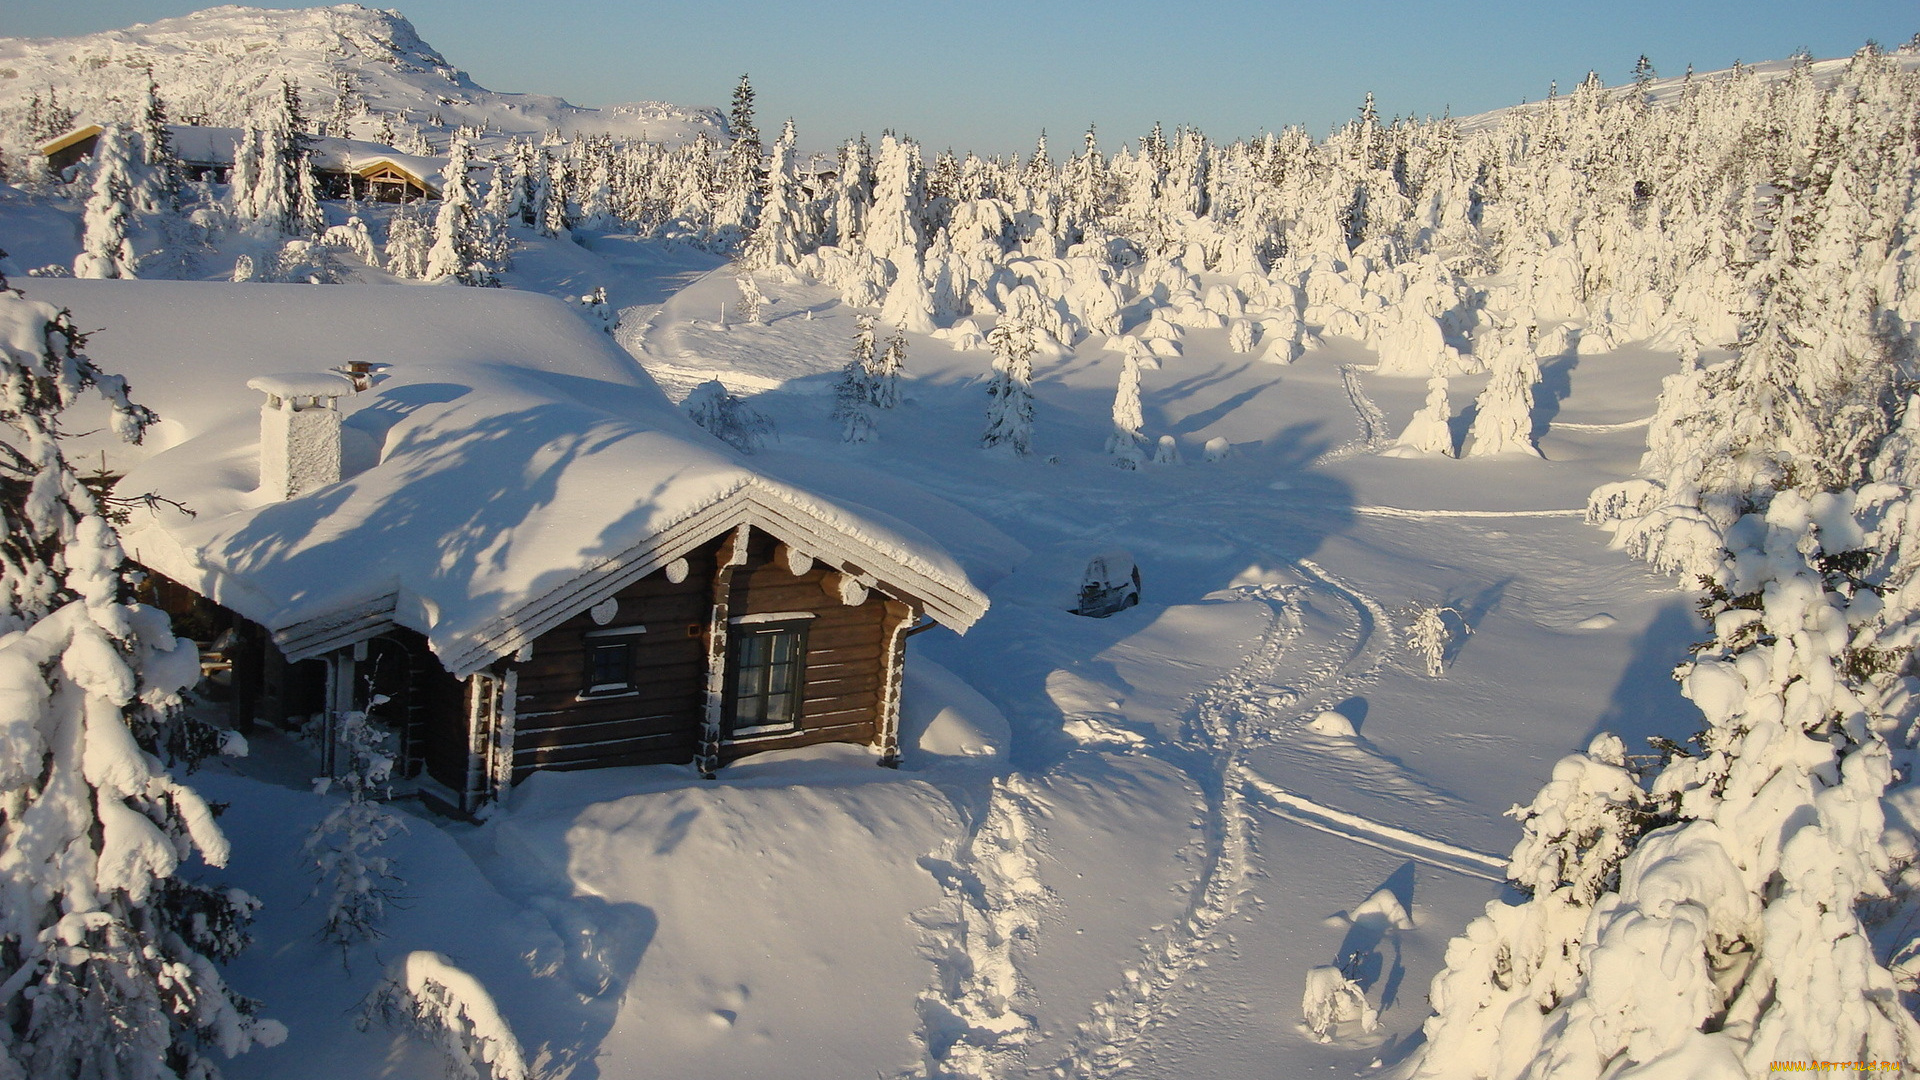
363 951 529 1080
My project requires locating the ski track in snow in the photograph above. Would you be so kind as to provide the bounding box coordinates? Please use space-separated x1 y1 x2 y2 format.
1549 417 1653 432
1240 773 1506 882
1352 505 1585 519
1048 553 1400 1079
1325 365 1391 461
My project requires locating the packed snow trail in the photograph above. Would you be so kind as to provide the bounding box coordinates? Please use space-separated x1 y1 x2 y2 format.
1046 583 1294 1080
911 778 1052 1080
1049 556 1399 1080
1322 365 1392 462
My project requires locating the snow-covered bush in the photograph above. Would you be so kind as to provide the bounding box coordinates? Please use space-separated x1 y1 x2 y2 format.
305 706 408 957
384 204 432 280
576 286 616 333
684 379 775 453
0 278 285 1077
362 951 527 1080
735 270 766 325
322 214 381 270
1301 965 1378 1042
1388 375 1455 456
1404 604 1465 676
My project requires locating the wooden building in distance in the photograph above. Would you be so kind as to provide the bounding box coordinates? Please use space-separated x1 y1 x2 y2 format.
34 280 995 814
39 123 451 200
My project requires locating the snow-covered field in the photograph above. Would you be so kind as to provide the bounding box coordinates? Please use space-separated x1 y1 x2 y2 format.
16 235 1698 1079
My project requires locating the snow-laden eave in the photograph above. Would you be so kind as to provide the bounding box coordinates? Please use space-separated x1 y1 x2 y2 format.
428 475 988 678
260 475 989 679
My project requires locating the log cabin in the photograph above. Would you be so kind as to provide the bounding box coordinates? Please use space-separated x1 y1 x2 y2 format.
32 280 994 814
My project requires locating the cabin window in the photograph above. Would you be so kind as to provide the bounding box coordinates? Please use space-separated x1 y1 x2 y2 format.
580 625 646 697
727 621 809 738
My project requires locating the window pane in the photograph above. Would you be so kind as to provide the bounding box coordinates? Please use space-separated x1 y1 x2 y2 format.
730 625 805 735
587 643 630 692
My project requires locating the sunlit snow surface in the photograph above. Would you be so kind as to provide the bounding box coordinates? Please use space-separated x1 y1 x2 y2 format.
17 239 1703 1077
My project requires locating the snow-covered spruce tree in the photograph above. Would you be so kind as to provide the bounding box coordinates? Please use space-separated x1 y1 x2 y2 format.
0 275 285 1077
745 118 806 271
832 314 879 444
684 379 774 453
874 327 906 410
715 74 763 248
1415 491 1920 1079
384 203 432 281
1465 340 1541 457
1391 375 1455 456
1106 346 1146 469
425 136 499 287
305 706 406 960
1404 604 1463 677
135 69 180 209
735 271 766 325
73 124 139 280
982 318 1038 456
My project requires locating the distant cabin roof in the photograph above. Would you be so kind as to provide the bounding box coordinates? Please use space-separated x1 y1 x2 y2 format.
24 281 990 675
38 124 104 157
164 125 458 190
43 123 466 196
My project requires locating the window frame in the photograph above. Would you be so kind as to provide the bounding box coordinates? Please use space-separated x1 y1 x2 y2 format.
724 617 812 740
577 624 647 699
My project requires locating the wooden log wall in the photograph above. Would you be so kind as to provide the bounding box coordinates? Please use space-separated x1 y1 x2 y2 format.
718 529 887 763
500 528 894 779
507 537 717 777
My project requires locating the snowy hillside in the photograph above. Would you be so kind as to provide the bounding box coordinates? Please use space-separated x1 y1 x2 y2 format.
0 5 723 160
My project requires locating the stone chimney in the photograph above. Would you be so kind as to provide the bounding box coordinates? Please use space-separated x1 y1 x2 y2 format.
248 371 355 499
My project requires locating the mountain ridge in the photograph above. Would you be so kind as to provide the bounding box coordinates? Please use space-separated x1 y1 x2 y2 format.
0 4 724 159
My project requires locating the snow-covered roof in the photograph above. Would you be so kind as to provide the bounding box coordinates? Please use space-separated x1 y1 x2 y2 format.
164 126 456 189
27 281 989 675
38 124 103 157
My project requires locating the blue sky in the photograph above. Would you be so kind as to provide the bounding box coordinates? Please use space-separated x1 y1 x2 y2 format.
11 1 1917 154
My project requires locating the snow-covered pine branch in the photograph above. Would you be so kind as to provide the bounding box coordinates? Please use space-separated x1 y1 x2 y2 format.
0 277 285 1077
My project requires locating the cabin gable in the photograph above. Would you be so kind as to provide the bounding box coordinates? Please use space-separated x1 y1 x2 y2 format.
508 540 712 779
